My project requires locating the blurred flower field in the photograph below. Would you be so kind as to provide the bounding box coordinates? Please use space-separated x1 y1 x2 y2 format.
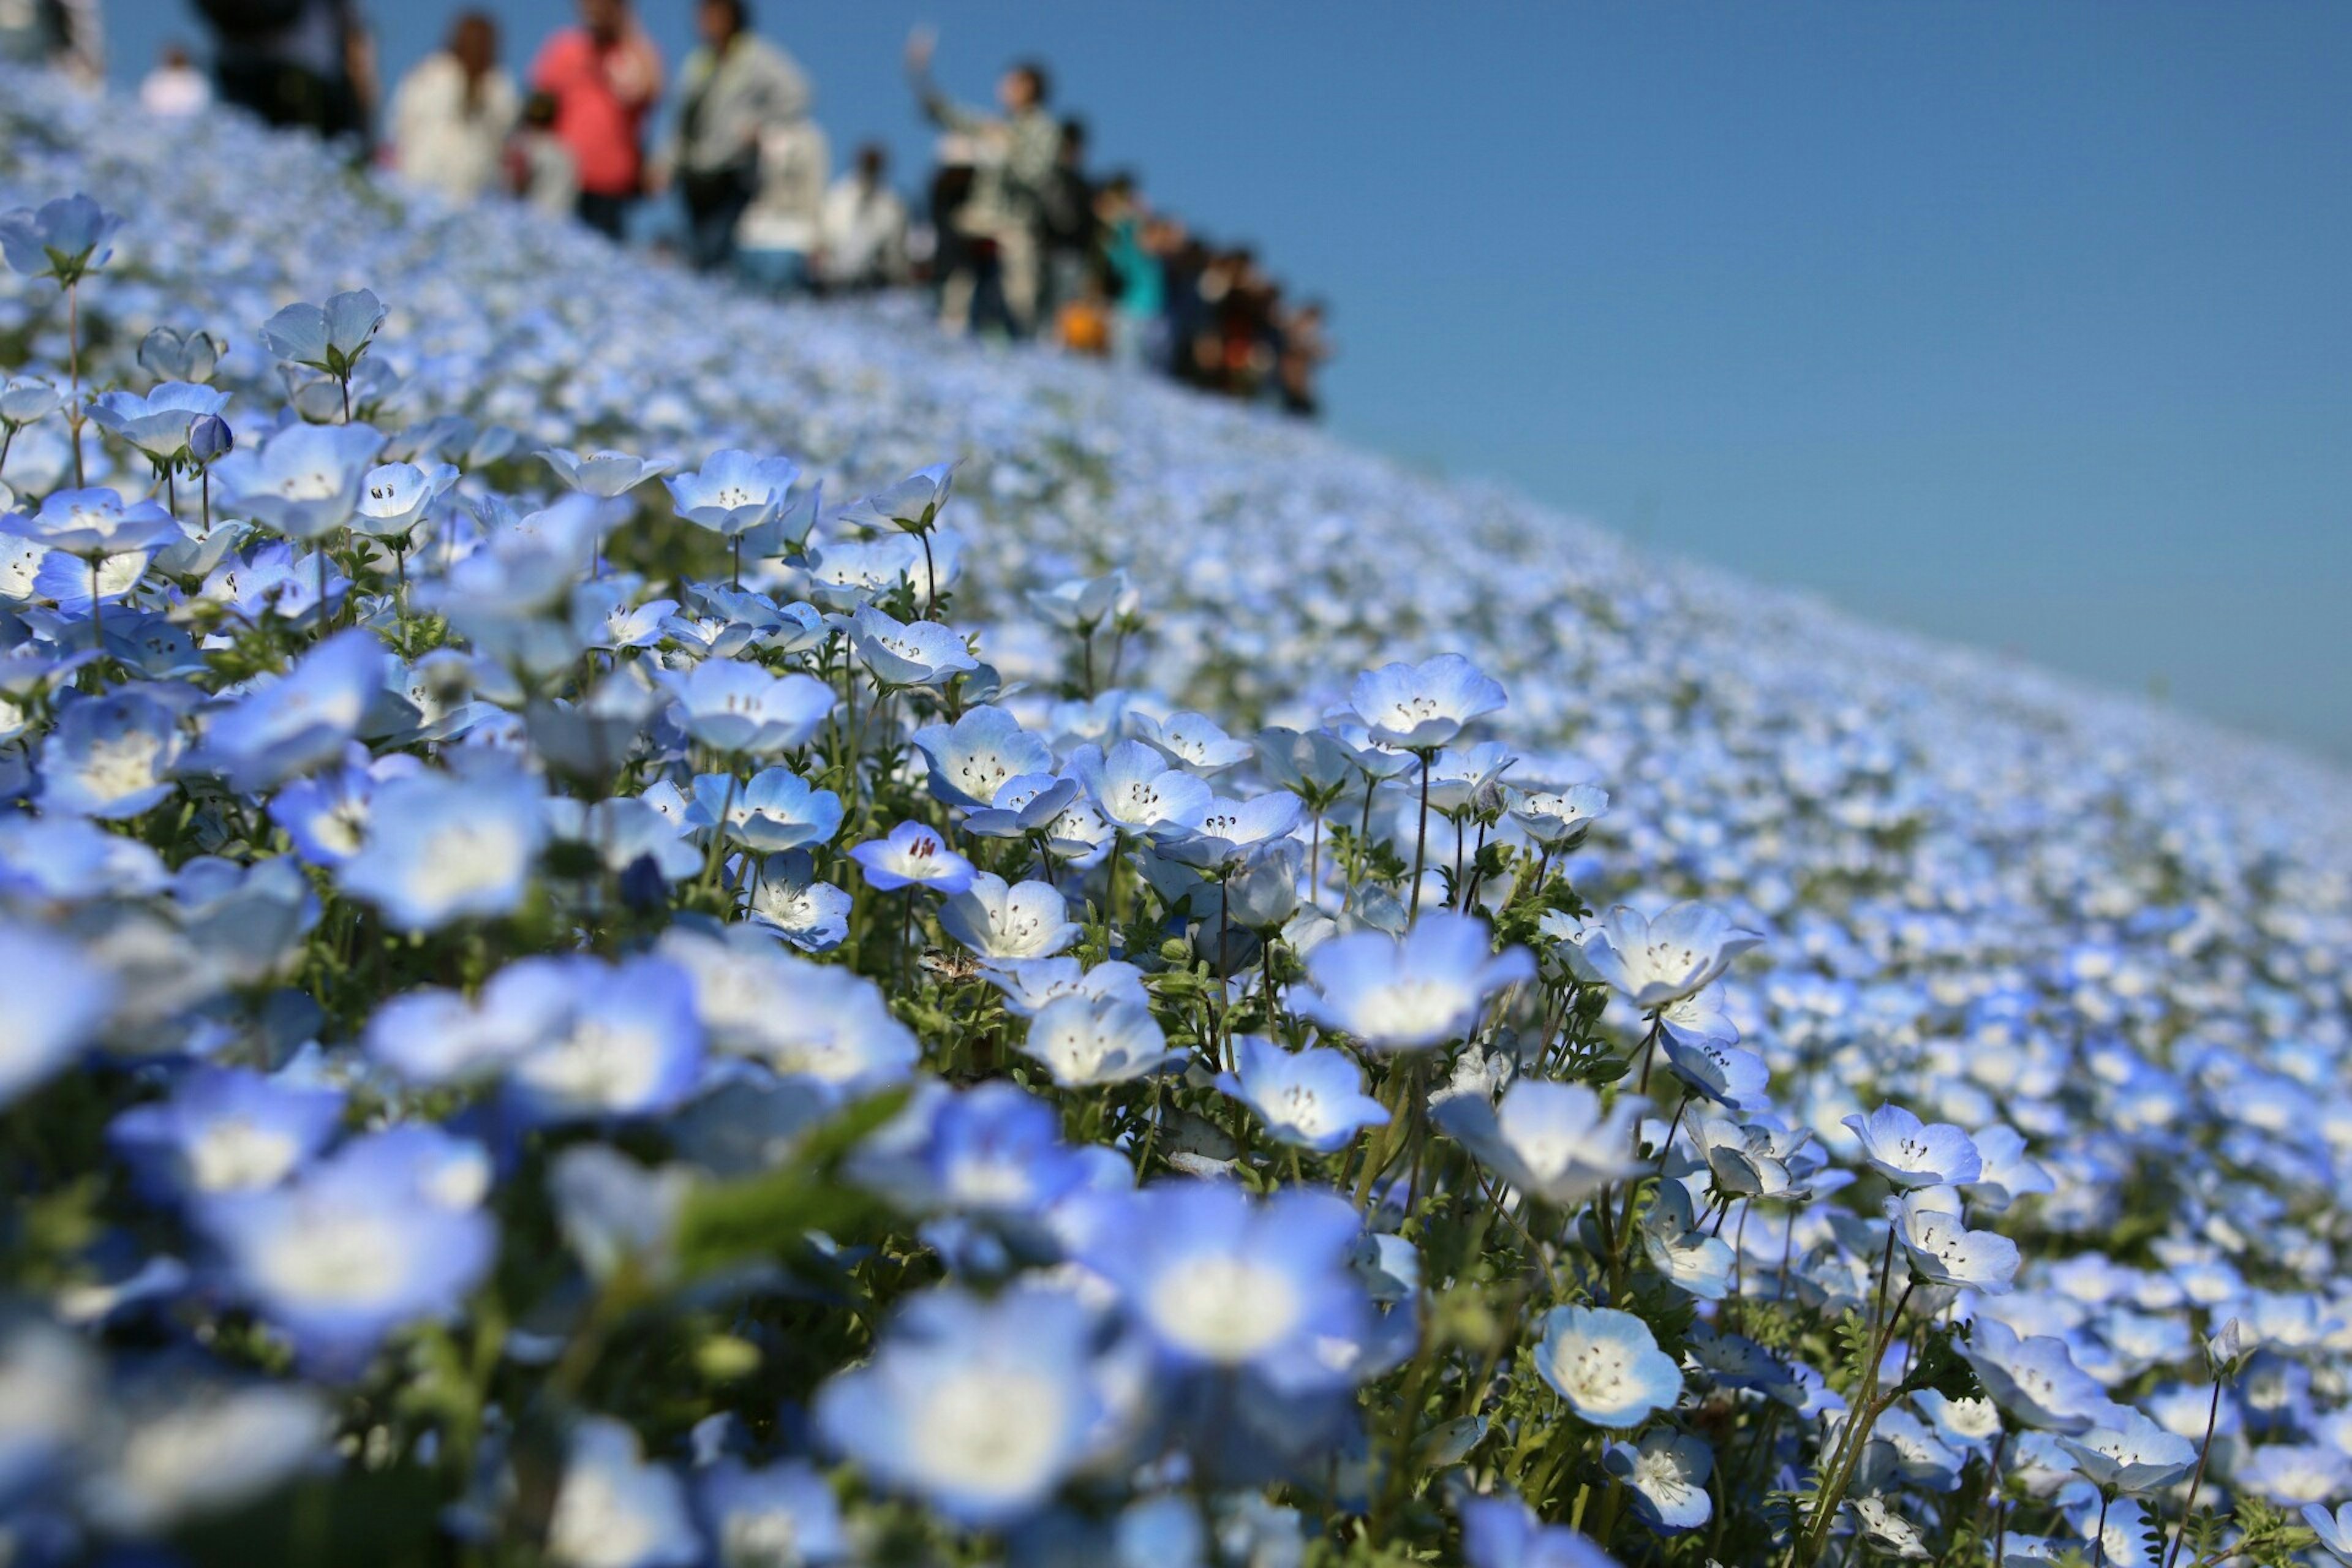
4 69 2352 1568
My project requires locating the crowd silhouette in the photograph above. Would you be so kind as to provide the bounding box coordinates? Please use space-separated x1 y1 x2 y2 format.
133 0 1330 417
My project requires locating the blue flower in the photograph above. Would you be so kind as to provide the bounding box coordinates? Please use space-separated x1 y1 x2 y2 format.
1157 791 1304 870
849 820 976 893
1507 783 1609 848
337 761 546 930
960 772 1082 838
940 872 1081 960
545 1417 700 1568
2302 1502 2352 1564
1020 994 1180 1088
663 660 833 754
540 446 673 498
2056 1409 2198 1494
687 767 843 853
984 956 1153 1017
841 461 957 534
37 688 184 818
1295 911 1534 1053
1656 1029 1770 1112
661 927 918 1095
0 922 108 1110
1956 1318 2114 1434
1126 709 1253 774
1558 902 1763 1011
191 628 386 791
0 194 121 283
815 1283 1109 1526
352 459 455 540
108 1065 345 1201
1077 1182 1369 1390
1215 1036 1389 1153
213 421 387 539
665 449 800 537
1531 1306 1684 1429
194 1128 497 1373
1458 1490 1621 1568
498 954 706 1125
86 382 231 464
1348 653 1506 751
1433 1078 1646 1208
1602 1430 1712 1534
1071 739 1213 839
913 704 1053 810
260 288 388 376
846 604 978 687
0 487 179 559
694 1457 846 1566
743 850 853 951
1888 1187 2019 1292
1844 1104 1983 1188
854 1081 1093 1219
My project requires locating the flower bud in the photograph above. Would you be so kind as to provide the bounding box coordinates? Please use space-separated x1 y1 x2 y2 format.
187 413 233 464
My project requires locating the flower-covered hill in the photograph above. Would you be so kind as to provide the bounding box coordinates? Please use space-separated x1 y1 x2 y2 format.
6 66 2352 1568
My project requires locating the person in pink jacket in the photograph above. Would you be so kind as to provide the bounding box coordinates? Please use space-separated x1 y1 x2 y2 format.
528 0 661 239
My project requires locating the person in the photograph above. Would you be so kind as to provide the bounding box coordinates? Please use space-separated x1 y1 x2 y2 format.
816 142 910 293
1036 116 1096 325
1096 176 1164 368
506 91 581 217
905 27 1058 337
0 0 100 85
140 42 213 116
198 0 374 145
659 0 810 274
529 0 662 241
388 12 517 204
734 115 828 296
1276 297 1331 418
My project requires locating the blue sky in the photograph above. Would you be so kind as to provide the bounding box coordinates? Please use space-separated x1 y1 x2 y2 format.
112 2 2352 760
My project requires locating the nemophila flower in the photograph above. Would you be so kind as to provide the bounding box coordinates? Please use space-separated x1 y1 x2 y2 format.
1602 1430 1712 1534
0 486 179 559
269 746 421 865
138 325 224 383
1844 1104 1983 1188
38 688 184 818
32 541 156 609
663 661 833 755
1027 566 1132 634
194 1128 497 1373
1127 709 1253 774
1888 1187 2019 1292
499 955 706 1125
1638 1178 1735 1299
2302 1503 2352 1564
1256 725 1359 801
1215 1036 1389 1153
665 449 799 537
1458 1490 1619 1568
337 761 546 930
0 194 121 283
913 704 1052 810
545 1417 699 1568
1436 1079 1646 1207
2056 1410 2197 1495
108 1066 344 1201
1019 994 1179 1088
962 771 1082 838
2236 1444 2352 1509
846 604 978 687
548 1145 691 1285
352 459 455 540
853 1080 1094 1221
214 421 386 538
687 768 843 853
984 956 1152 1017
804 533 924 608
1842 1495 1931 1560
1158 790 1305 870
816 1283 1107 1527
87 382 230 465
1656 1029 1770 1112
0 813 168 902
191 627 385 791
1296 911 1533 1053
76 1373 331 1538
540 447 672 499
1071 739 1214 839
1532 1306 1684 1428
661 928 918 1095
1958 1318 2114 1434
1349 652 1506 751
940 873 1081 961
1686 1114 1812 1200
847 461 957 533
0 922 108 1109
695 1458 846 1568
1077 1182 1368 1389
744 850 853 951
850 821 976 894
1962 1124 2054 1213
1509 783 1610 847
260 288 386 376
1872 1407 1965 1493
1559 901 1763 1011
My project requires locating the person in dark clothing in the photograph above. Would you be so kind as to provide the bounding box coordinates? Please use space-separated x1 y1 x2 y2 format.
1037 115 1096 326
198 0 376 146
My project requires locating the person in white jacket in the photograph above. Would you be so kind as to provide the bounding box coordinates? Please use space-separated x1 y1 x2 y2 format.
390 12 519 204
816 143 910 292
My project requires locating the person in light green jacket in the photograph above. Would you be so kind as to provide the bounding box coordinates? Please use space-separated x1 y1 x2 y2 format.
658 0 810 273
905 25 1058 337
